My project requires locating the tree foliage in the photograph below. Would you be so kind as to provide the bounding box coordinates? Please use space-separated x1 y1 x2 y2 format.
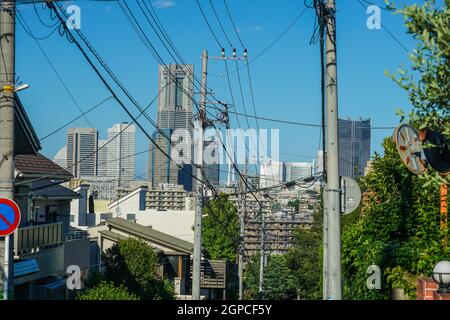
77 281 139 300
243 254 297 300
285 210 322 300
388 0 450 186
342 139 448 300
202 194 240 262
100 238 175 300
388 0 449 139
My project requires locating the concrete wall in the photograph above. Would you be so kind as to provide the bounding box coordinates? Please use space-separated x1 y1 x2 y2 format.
14 246 65 286
134 210 195 242
108 187 148 214
70 185 89 227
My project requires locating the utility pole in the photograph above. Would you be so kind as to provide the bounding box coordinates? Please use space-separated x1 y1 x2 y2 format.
322 185 328 299
258 200 265 298
238 158 247 300
0 0 15 301
192 49 208 300
325 0 342 300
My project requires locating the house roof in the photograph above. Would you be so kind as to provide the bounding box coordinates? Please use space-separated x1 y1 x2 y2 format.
99 230 163 255
30 179 80 199
15 153 72 179
106 218 194 255
14 95 41 155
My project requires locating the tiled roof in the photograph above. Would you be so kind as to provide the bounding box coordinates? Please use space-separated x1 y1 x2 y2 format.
15 153 72 178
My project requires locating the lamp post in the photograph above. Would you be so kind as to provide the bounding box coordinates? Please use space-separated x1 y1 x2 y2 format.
432 261 450 294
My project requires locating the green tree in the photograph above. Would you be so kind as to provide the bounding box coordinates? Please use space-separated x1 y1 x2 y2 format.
202 194 240 262
243 254 297 300
342 139 447 300
388 0 450 186
288 199 300 211
77 281 139 300
101 238 175 300
285 210 322 300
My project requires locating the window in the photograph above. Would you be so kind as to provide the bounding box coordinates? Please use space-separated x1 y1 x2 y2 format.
127 214 136 221
175 77 184 109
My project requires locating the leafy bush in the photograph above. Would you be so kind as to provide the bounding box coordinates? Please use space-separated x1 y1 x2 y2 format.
77 281 139 300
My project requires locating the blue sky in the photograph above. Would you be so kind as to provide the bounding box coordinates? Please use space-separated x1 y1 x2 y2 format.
15 0 425 178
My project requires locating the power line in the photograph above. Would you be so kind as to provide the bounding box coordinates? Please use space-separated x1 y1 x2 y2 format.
40 96 113 141
49 2 208 188
357 0 409 53
208 0 233 48
120 2 263 206
223 0 245 49
230 7 309 75
195 0 223 48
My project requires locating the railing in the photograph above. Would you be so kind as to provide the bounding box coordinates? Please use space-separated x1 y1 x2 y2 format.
64 227 89 242
14 223 63 256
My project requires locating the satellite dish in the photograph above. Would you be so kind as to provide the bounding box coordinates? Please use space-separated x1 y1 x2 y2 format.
394 124 428 175
423 129 450 175
341 176 362 215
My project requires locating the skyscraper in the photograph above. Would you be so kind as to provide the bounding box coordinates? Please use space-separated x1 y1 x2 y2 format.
315 150 324 174
259 159 284 188
149 64 195 191
338 118 371 178
107 123 136 182
157 64 194 132
66 128 98 178
284 162 313 182
53 146 67 171
97 140 109 177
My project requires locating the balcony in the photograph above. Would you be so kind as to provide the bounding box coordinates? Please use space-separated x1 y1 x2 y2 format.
14 223 63 256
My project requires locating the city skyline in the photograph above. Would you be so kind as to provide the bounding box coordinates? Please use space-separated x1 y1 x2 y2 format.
17 0 418 178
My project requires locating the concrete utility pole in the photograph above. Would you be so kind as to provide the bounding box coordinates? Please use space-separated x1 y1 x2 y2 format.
0 1 16 301
325 0 342 300
192 49 208 300
0 0 15 301
322 185 329 299
238 159 247 300
258 201 265 297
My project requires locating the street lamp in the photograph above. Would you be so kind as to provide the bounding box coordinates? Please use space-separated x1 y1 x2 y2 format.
432 261 450 293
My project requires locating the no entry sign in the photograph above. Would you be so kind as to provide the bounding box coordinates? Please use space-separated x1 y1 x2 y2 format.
0 198 21 237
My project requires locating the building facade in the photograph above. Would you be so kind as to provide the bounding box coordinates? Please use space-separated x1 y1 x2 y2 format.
259 159 284 188
66 128 98 178
284 162 313 182
149 64 195 191
107 123 136 182
338 118 371 178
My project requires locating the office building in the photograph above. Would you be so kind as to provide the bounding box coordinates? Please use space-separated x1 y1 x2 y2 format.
66 128 98 178
315 150 324 174
259 159 284 188
284 162 313 182
107 123 136 182
97 140 109 177
149 64 195 191
157 64 194 132
338 118 371 178
53 146 67 171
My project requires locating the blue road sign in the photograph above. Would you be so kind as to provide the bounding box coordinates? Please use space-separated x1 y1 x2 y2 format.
0 198 21 237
